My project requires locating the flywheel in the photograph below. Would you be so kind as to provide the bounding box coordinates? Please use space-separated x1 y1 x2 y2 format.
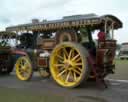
55 30 78 44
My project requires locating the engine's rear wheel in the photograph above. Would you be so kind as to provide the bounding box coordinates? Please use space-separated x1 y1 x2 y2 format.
50 42 89 88
15 56 33 81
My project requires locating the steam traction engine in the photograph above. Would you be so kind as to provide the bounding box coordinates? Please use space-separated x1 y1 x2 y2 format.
6 14 122 88
0 32 16 74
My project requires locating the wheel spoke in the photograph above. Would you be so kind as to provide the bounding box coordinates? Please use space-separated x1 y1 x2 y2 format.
63 53 67 62
21 59 25 66
58 59 64 64
73 69 81 75
19 69 24 73
19 61 23 66
75 67 82 72
68 49 73 60
74 63 82 66
57 69 67 78
59 66 65 71
56 55 64 63
74 57 81 63
24 62 29 68
24 67 30 72
71 54 80 61
73 71 77 81
63 48 68 58
54 64 64 67
56 55 64 60
71 49 75 58
65 71 71 83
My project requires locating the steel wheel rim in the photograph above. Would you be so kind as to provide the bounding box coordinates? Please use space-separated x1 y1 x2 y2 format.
16 57 32 81
50 44 85 87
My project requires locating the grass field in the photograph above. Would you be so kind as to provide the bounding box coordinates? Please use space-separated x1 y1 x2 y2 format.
0 87 65 102
108 59 128 80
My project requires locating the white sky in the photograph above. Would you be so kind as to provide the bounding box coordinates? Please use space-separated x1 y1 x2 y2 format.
0 0 127 43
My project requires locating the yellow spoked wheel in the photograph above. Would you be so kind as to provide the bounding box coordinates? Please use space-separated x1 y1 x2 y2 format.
50 42 89 88
15 56 33 81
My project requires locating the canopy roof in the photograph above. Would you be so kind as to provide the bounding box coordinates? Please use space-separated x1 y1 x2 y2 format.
0 31 16 38
6 13 122 32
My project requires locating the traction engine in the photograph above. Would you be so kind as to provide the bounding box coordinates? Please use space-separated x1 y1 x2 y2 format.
4 14 122 88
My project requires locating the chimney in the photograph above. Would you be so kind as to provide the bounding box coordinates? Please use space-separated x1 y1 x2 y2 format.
32 19 39 24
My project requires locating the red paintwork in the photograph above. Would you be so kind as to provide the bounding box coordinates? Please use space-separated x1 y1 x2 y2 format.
96 49 106 65
38 58 47 67
11 50 27 56
87 52 108 88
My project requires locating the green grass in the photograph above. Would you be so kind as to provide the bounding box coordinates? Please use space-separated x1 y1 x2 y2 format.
0 87 65 102
115 59 128 64
108 59 128 80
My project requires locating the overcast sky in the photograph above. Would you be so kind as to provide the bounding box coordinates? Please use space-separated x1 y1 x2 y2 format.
0 0 127 43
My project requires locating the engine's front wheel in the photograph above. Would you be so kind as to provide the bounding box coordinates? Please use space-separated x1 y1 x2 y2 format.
50 42 89 88
15 56 33 81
